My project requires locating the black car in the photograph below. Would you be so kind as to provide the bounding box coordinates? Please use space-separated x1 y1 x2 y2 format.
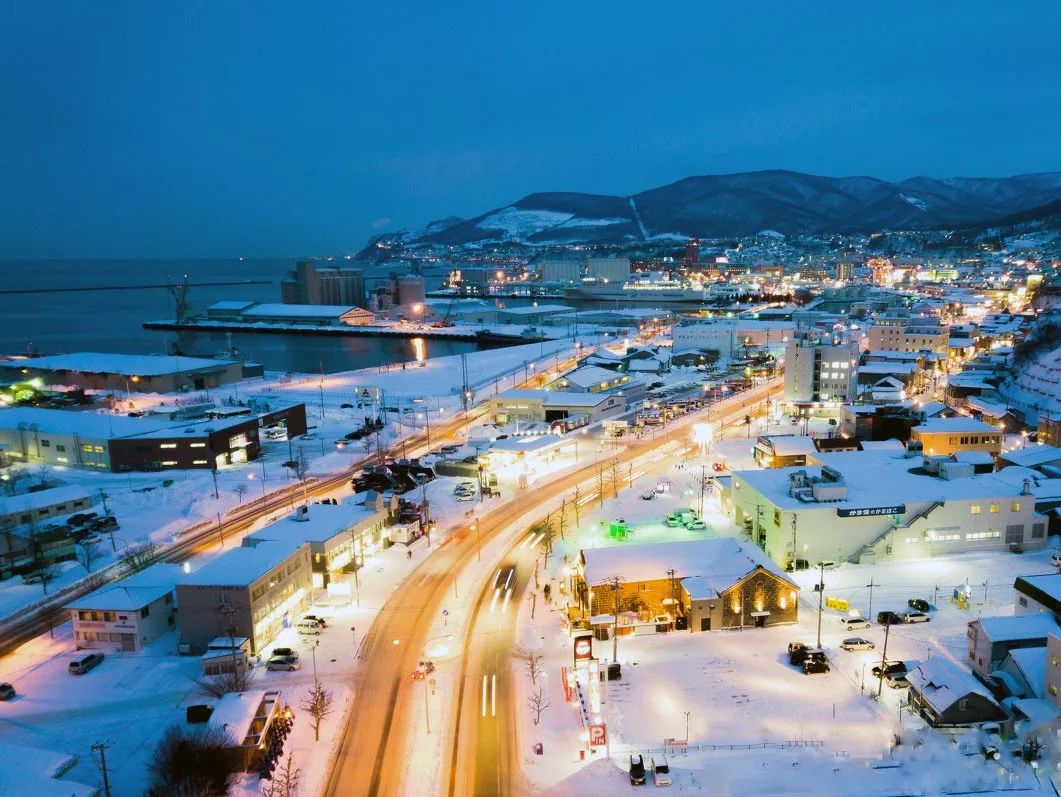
877 611 903 625
871 660 907 679
629 754 646 785
802 658 830 675
907 598 931 612
788 642 824 666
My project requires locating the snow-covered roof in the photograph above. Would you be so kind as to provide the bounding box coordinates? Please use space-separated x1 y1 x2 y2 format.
499 388 619 408
209 689 280 744
858 439 905 452
857 361 918 376
1001 445 1061 469
207 300 257 311
972 613 1058 643
182 539 307 587
907 657 999 715
966 396 1012 419
581 538 796 599
560 366 625 389
66 562 184 612
0 484 91 517
1014 573 1061 610
246 500 386 546
913 417 999 435
953 450 996 466
758 435 818 457
736 450 1031 511
241 303 361 318
0 351 236 376
0 406 255 441
497 304 573 315
1004 647 1047 697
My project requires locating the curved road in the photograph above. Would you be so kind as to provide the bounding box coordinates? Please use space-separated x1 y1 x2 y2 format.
323 379 781 797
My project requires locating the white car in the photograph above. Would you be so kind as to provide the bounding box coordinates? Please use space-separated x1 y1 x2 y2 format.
1052 551 1061 568
840 617 871 630
456 492 475 502
902 611 931 624
840 637 875 651
651 754 672 786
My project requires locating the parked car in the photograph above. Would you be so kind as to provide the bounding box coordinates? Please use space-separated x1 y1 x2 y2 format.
339 403 354 409
640 491 655 501
665 515 682 528
302 615 327 627
871 660 907 679
1052 551 1061 568
20 571 46 585
802 658 830 675
271 647 299 659
69 653 105 675
886 672 910 689
877 611 903 625
453 482 476 495
907 598 932 612
789 643 825 667
440 445 460 454
629 754 647 785
651 754 672 786
840 637 875 651
0 683 15 700
685 519 708 531
266 656 301 672
840 617 871 630
456 492 475 502
295 621 322 636
901 611 930 624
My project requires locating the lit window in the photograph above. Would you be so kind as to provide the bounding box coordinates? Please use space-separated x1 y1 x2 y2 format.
189 443 206 448
159 443 177 449
989 504 1000 513
161 460 177 466
192 459 208 465
970 505 982 515
1011 502 1021 512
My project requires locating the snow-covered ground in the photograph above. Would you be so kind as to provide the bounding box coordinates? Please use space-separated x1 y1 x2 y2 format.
509 422 1061 796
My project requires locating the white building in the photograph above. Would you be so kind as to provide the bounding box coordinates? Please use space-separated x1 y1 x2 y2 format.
672 320 738 359
67 563 183 652
538 258 582 282
728 448 1048 568
585 257 631 283
782 339 860 406
0 484 92 531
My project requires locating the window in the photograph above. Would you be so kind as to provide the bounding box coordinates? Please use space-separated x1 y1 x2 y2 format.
140 606 150 618
190 442 206 448
1032 523 1046 539
1051 685 1058 697
56 444 66 452
159 443 177 449
94 446 104 453
989 504 1000 514
161 460 177 466
1011 502 1021 512
1019 596 1028 606
958 699 969 712
966 531 1000 541
970 505 982 515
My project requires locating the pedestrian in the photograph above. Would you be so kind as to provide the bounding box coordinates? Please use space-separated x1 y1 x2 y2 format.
407 549 412 560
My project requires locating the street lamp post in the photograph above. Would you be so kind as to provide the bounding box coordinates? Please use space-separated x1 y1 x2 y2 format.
815 562 825 649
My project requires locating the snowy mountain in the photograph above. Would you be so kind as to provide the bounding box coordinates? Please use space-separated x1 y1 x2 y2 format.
403 170 1061 246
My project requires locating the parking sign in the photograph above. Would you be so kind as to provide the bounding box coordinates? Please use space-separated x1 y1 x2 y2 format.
588 723 607 747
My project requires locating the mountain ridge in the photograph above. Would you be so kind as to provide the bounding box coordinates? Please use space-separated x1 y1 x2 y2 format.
395 169 1061 246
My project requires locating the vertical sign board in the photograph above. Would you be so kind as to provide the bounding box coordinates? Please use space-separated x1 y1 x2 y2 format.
573 633 593 667
588 723 607 748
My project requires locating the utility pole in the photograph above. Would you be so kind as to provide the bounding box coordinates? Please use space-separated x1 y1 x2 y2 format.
866 577 879 621
790 514 798 571
877 620 892 699
698 465 707 517
602 576 622 662
684 710 691 743
815 562 825 649
91 741 113 797
216 512 224 548
210 466 219 500
318 360 326 420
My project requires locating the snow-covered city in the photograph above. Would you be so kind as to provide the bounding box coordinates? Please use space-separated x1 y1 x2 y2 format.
3 5 1061 796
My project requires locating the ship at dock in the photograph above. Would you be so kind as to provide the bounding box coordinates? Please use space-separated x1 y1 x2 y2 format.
566 276 714 304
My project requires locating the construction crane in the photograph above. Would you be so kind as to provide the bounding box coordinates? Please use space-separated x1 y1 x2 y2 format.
167 274 192 322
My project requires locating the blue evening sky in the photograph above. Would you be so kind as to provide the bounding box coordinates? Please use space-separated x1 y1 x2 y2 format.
2 1 1059 258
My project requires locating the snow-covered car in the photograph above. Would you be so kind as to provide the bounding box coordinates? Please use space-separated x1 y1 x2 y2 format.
302 615 327 627
651 754 672 786
266 656 301 672
271 648 299 659
840 617 871 630
685 519 708 531
665 515 682 528
886 672 910 689
456 492 475 502
840 637 875 651
453 482 476 495
295 621 322 635
640 491 655 501
901 611 930 623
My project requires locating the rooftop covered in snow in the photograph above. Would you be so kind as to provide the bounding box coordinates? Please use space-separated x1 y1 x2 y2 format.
0 351 238 377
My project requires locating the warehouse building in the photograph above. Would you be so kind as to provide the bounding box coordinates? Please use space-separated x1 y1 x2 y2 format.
728 448 1048 568
486 388 627 425
0 352 248 393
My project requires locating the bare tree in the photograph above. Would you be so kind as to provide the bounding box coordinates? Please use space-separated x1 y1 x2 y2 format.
196 668 253 698
28 558 59 594
119 540 159 574
234 483 248 505
531 519 555 558
260 752 301 797
527 685 550 726
523 652 544 686
77 540 104 573
146 723 236 796
300 679 334 742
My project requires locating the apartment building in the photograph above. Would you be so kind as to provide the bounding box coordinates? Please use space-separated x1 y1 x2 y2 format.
67 563 183 652
176 539 312 654
782 339 859 405
910 417 1002 457
868 315 949 355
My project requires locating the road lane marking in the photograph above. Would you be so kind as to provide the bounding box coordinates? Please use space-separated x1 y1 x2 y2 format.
491 673 496 717
481 675 487 717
